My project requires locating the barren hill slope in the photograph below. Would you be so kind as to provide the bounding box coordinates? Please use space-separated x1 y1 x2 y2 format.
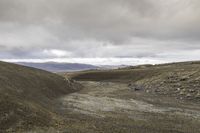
58 61 200 133
0 61 80 132
70 61 200 102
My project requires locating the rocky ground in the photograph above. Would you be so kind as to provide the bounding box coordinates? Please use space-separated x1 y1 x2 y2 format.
53 81 200 133
69 61 200 103
2 61 200 133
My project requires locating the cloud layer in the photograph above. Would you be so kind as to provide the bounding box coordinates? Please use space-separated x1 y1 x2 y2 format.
0 0 200 65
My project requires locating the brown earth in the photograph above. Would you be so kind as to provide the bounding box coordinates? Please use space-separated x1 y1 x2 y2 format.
1 61 200 132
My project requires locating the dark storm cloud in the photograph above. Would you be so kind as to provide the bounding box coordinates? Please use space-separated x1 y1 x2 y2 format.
0 0 200 64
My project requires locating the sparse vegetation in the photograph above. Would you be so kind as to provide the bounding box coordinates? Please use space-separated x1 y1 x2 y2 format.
71 61 200 102
0 61 81 132
1 61 200 133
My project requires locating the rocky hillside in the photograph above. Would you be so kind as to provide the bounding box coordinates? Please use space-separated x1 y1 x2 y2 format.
0 61 81 132
71 61 200 102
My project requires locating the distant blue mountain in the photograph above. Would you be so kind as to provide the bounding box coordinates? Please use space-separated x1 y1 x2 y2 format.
16 62 99 72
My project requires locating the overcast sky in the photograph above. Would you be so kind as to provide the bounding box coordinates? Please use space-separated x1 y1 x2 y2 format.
0 0 200 65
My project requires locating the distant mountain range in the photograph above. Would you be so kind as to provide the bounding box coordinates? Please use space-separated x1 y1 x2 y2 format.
16 62 100 72
14 62 128 72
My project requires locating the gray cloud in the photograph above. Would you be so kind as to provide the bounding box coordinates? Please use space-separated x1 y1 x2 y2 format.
0 0 200 64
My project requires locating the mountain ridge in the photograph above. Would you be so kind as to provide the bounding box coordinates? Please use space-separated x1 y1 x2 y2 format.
15 62 99 72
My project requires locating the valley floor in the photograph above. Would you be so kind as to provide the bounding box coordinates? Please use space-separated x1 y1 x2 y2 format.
51 81 200 133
